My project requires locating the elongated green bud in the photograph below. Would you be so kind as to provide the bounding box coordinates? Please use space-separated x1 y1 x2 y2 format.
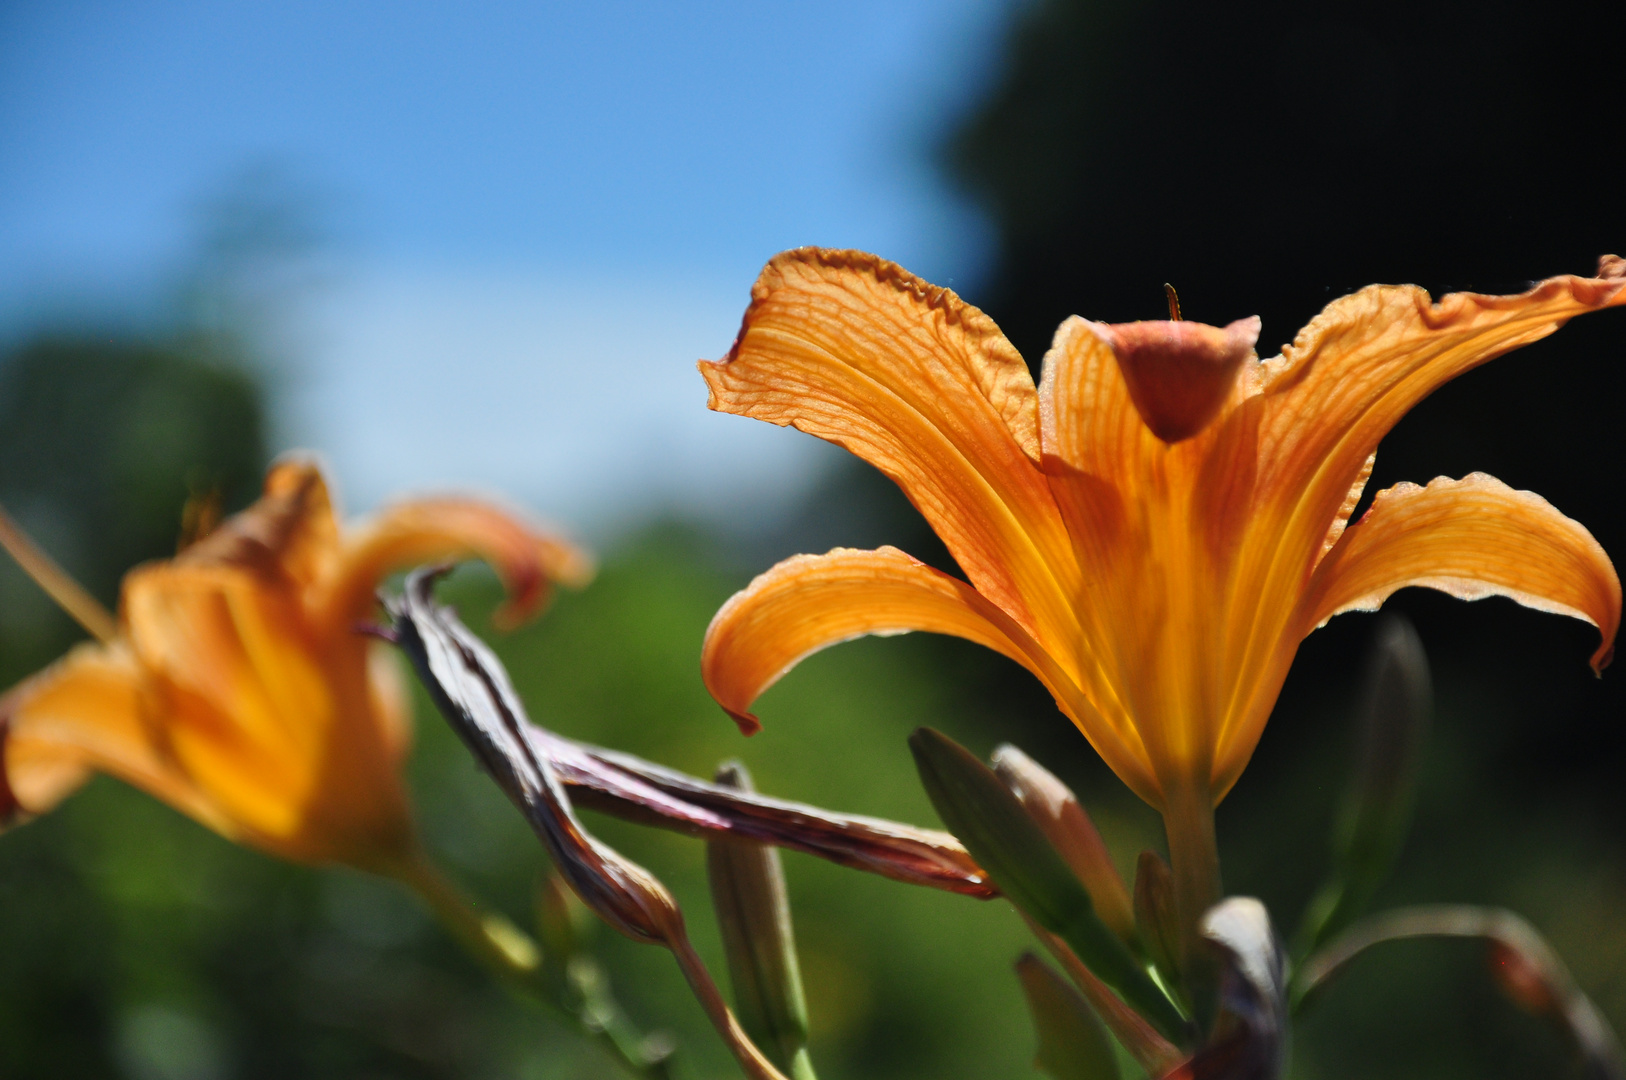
707 763 816 1080
1133 850 1184 996
993 744 1136 944
909 728 1185 1040
1295 616 1431 957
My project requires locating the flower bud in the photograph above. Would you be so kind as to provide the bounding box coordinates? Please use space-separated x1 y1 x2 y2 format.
1296 616 1431 957
707 762 814 1079
993 744 1136 944
1133 850 1184 992
910 727 1183 1039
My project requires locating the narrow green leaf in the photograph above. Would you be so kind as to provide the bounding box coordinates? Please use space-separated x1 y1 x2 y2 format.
1295 616 1431 958
1017 953 1122 1080
706 762 817 1080
909 728 1185 1040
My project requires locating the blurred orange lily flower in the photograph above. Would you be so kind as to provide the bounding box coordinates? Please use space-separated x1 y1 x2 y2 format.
0 458 591 874
699 249 1622 816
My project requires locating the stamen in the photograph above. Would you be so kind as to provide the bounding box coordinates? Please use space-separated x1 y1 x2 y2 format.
0 503 118 644
1163 283 1182 322
177 485 223 552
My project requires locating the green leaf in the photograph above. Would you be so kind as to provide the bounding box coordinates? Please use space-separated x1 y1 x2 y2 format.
1294 616 1432 959
1017 953 1122 1080
909 728 1185 1040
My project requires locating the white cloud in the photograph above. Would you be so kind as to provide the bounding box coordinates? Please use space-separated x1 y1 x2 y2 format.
283 261 842 537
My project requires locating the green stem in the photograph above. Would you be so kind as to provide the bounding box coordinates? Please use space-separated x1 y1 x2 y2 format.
1162 780 1222 1031
397 853 542 977
391 853 672 1080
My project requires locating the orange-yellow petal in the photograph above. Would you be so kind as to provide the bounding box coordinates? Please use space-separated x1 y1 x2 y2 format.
120 559 415 866
1218 260 1626 754
1214 473 1621 797
1 642 224 830
365 642 414 763
320 497 594 631
1300 473 1621 672
181 456 342 590
699 248 1080 647
1254 260 1626 598
700 545 1158 802
122 564 342 840
1037 315 1260 788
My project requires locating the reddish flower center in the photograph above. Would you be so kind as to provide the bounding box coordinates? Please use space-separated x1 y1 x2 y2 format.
1098 315 1261 443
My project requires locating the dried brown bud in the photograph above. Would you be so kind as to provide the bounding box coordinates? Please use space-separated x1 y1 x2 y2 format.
386 569 683 946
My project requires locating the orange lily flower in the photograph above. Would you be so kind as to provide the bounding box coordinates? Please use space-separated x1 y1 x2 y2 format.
698 249 1622 822
0 457 591 874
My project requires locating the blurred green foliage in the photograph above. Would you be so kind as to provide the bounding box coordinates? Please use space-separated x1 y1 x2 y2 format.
0 524 1069 1079
0 334 265 682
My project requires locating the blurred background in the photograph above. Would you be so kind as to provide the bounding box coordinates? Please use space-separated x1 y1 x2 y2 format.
2 2 1625 1078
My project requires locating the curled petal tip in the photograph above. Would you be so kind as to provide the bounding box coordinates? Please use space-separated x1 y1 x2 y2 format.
553 546 598 591
1599 255 1624 281
726 708 763 737
332 498 593 632
1592 643 1614 677
489 542 594 630
490 568 548 631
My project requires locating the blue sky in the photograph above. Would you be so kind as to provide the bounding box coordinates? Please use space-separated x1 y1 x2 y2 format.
0 0 1015 531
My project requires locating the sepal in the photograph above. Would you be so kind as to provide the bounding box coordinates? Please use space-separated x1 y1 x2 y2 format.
909 727 1185 1039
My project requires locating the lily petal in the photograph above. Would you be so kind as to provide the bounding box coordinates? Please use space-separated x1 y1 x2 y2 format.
2 642 223 830
699 248 1080 647
700 545 1158 802
1255 262 1626 594
183 457 341 590
1214 473 1621 795
1221 261 1626 758
1038 315 1257 785
322 498 595 631
122 564 345 843
1300 474 1621 672
1036 317 1165 737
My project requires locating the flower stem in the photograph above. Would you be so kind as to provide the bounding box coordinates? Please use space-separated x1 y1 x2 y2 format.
392 853 673 1080
668 935 795 1080
0 502 118 644
1161 780 1222 1030
397 852 542 976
